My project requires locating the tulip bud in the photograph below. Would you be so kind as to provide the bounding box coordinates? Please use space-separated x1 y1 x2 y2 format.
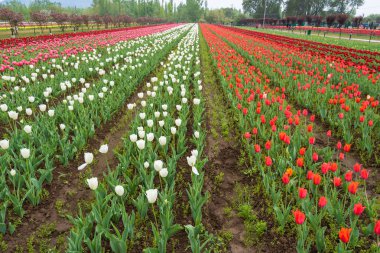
0 139 10 150
159 168 168 178
99 144 108 154
147 133 154 142
115 185 124 196
87 177 98 190
10 169 16 176
130 134 138 142
20 148 30 159
146 189 158 203
158 136 167 146
84 152 94 164
136 139 145 150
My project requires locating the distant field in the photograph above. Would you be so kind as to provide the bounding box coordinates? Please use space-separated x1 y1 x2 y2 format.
240 26 380 52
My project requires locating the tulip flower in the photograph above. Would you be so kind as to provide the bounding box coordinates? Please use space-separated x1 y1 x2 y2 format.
194 131 200 138
10 169 16 176
254 144 261 153
374 220 380 235
339 227 352 243
159 168 168 178
87 177 98 190
192 166 200 175
293 209 306 225
115 185 125 196
333 177 342 187
353 163 361 172
280 171 290 184
360 169 369 180
146 189 158 204
344 171 353 182
348 181 359 194
306 170 314 180
353 203 365 216
158 136 167 146
136 140 146 150
318 196 327 208
244 132 251 139
313 173 321 185
298 188 307 199
99 144 109 154
296 157 304 167
20 148 31 159
0 139 9 150
154 160 163 172
265 156 272 166
130 134 138 142
8 111 18 120
187 155 196 167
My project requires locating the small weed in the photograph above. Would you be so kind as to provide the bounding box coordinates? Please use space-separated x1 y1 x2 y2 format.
223 206 233 218
214 172 224 187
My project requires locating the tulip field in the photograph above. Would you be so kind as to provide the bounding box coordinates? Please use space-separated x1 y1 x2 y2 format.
0 23 379 252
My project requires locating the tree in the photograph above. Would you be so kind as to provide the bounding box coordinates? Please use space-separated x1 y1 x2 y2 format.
326 14 336 27
185 0 203 22
336 13 349 27
30 11 49 32
328 0 364 14
0 8 23 36
243 0 282 19
51 12 69 32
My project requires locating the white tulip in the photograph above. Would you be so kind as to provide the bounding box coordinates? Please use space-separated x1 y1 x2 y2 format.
98 93 104 98
154 111 160 118
8 111 18 120
192 166 199 175
159 120 164 127
193 98 200 105
48 110 55 117
187 155 196 167
138 92 144 98
163 111 168 117
159 136 167 146
136 139 145 150
17 106 23 112
176 105 182 111
159 168 168 178
138 130 145 139
0 104 8 112
88 95 94 101
59 124 66 130
191 150 199 158
147 119 154 127
147 133 154 142
84 152 94 164
39 104 47 112
130 134 138 142
170 127 177 135
139 113 146 120
20 148 30 159
115 185 125 196
0 139 9 149
28 96 35 103
175 119 182 127
141 101 146 107
23 125 32 134
144 161 150 168
10 169 16 176
146 189 158 203
99 144 108 154
194 131 200 139
68 105 74 111
182 97 188 104
26 108 33 115
162 104 168 111
127 104 134 110
154 160 163 171
87 177 98 190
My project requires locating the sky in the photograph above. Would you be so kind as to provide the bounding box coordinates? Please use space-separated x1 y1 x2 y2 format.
174 0 380 16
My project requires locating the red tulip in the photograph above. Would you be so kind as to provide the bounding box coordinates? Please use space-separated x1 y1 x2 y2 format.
265 156 272 166
353 203 365 216
242 108 248 115
336 141 342 150
309 136 315 145
312 152 318 162
321 162 330 174
368 120 373 127
333 177 342 187
265 140 271 150
330 162 338 172
338 113 344 119
339 227 352 243
254 144 261 153
299 147 306 156
306 170 314 180
296 157 304 167
353 163 361 172
293 209 306 225
318 196 327 208
344 171 353 182
348 181 359 194
313 173 321 185
360 169 369 180
298 187 307 199
326 130 331 137
343 144 351 152
339 152 345 161
252 127 258 135
244 132 251 139
359 115 365 122
282 173 290 185
374 220 380 235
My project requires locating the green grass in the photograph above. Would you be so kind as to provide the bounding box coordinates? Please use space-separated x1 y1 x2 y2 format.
239 26 380 52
